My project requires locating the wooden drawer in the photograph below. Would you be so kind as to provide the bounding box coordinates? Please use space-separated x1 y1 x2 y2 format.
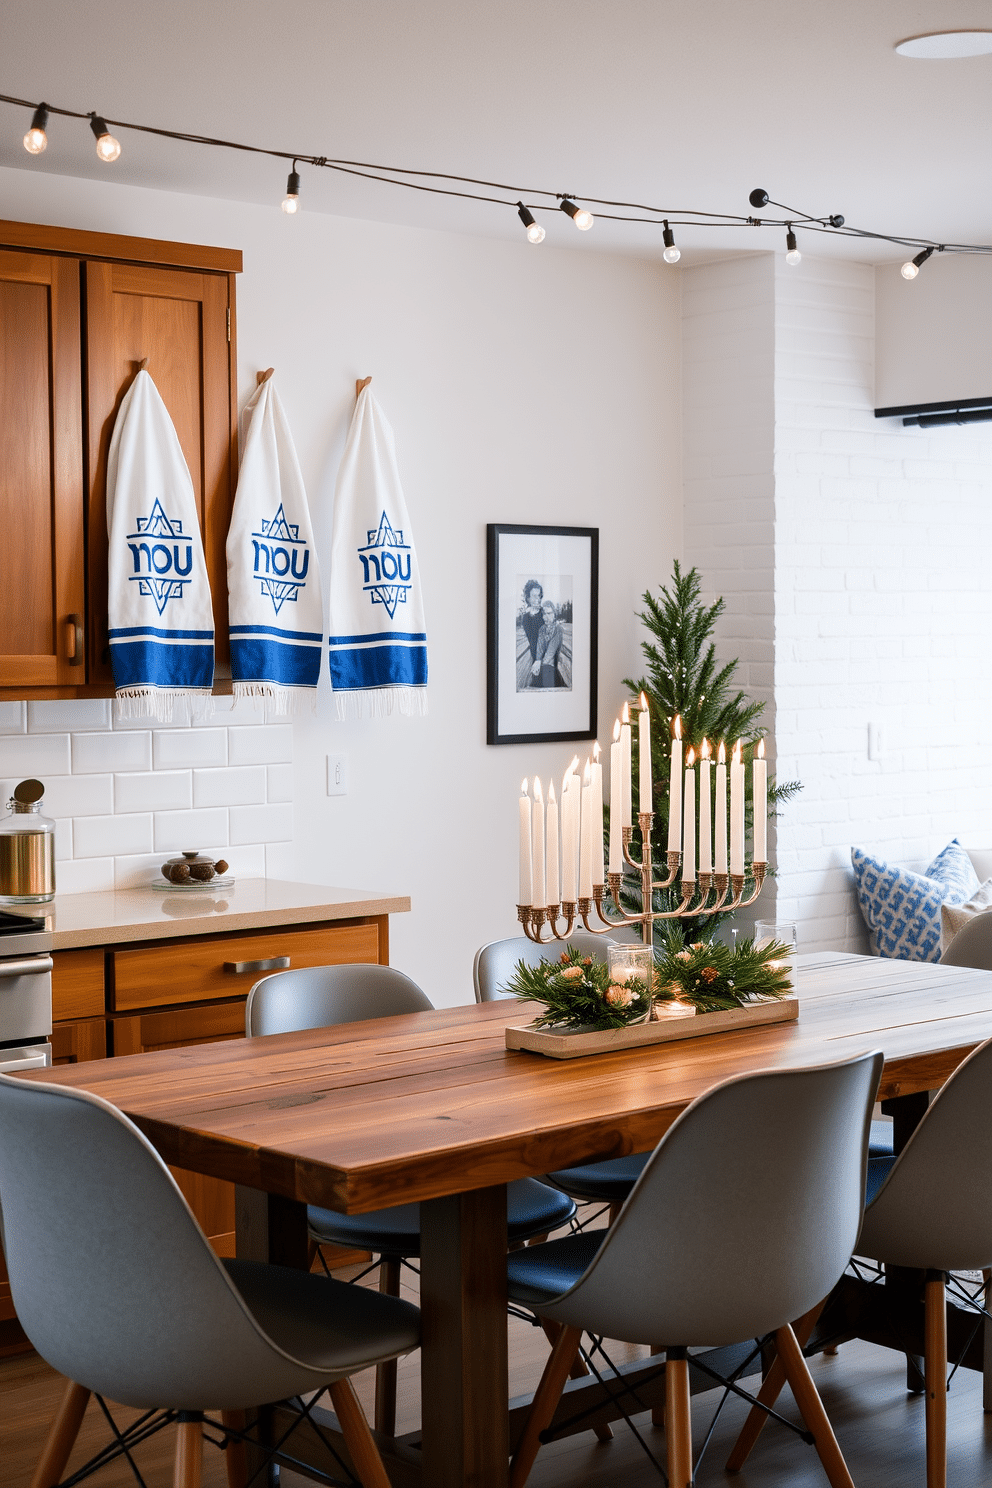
110 920 380 1011
52 947 106 1021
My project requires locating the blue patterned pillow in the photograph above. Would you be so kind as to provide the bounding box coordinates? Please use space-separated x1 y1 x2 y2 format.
851 841 980 962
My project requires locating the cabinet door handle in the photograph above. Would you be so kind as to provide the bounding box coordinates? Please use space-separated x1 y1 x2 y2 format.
0 956 54 979
65 615 83 665
223 955 291 975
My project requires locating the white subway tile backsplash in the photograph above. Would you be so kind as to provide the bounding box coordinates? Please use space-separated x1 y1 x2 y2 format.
153 729 228 769
115 853 176 889
153 808 229 853
28 699 113 732
56 857 115 895
228 725 293 766
115 771 192 814
43 774 113 818
73 731 152 774
266 764 293 803
0 733 71 777
230 803 293 845
0 703 26 734
192 766 266 808
73 813 153 859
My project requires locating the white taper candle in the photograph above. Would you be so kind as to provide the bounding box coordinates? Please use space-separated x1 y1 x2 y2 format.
667 714 682 852
591 741 605 887
620 703 632 829
579 761 594 899
546 781 559 906
638 692 652 815
753 739 767 862
683 748 696 881
730 741 744 876
609 719 622 874
518 779 532 905
531 777 546 909
715 743 728 875
699 739 712 874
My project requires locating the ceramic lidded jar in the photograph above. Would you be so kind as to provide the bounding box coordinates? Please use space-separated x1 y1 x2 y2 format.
160 850 230 885
0 779 56 904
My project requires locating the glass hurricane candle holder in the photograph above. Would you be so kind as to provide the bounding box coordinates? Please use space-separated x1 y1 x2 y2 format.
606 943 655 1023
755 919 798 991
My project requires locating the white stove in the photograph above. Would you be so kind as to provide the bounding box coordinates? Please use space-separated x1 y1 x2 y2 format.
0 909 53 1072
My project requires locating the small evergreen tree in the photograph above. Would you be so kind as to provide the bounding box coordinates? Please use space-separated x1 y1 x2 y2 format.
616 562 800 942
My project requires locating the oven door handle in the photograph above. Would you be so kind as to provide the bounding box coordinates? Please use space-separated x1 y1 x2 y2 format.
0 956 54 978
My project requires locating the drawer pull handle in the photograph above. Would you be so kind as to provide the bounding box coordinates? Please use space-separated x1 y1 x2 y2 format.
223 955 291 975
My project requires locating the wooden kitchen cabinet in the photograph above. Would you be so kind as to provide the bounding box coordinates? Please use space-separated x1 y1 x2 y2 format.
0 219 241 699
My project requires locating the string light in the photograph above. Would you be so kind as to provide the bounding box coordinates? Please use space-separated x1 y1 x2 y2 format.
282 161 301 214
22 103 47 154
559 197 594 231
901 245 935 279
662 220 680 263
88 113 121 162
785 228 802 266
3 94 987 265
516 202 545 244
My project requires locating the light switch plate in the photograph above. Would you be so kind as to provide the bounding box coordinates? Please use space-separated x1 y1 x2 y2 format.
326 754 348 796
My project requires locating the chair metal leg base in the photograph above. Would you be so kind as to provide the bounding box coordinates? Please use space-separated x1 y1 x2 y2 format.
30 1378 91 1488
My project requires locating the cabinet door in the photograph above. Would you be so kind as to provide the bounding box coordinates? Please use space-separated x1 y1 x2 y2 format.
84 261 236 684
0 251 84 689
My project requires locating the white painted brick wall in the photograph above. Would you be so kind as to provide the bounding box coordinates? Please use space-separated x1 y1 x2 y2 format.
0 696 294 894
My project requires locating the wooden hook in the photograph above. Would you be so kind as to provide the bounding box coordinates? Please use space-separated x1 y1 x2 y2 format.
138 357 149 371
356 376 372 398
256 367 275 386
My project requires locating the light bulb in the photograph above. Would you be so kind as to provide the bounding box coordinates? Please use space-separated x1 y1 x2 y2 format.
23 105 48 154
663 245 681 264
282 166 301 214
785 229 801 266
517 201 545 244
573 209 594 230
662 221 680 263
901 260 919 279
89 115 121 162
902 247 934 279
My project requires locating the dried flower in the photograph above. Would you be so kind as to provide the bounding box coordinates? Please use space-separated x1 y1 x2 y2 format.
605 984 634 1007
700 966 719 983
690 942 706 951
583 957 593 966
559 951 571 965
676 950 692 962
558 965 585 981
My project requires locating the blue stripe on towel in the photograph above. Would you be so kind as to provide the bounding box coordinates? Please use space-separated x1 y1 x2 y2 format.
328 643 428 691
230 624 323 644
109 640 214 689
328 631 428 646
231 637 321 689
108 626 215 641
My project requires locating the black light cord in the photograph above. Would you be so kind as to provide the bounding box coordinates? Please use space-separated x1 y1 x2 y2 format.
2 90 990 256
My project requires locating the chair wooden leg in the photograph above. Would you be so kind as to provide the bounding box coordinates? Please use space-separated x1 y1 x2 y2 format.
174 1418 203 1488
374 1257 402 1436
775 1322 854 1488
329 1378 392 1488
925 1271 947 1488
725 1299 825 1471
510 1323 583 1488
220 1409 247 1488
29 1379 91 1488
538 1318 613 1441
665 1351 692 1488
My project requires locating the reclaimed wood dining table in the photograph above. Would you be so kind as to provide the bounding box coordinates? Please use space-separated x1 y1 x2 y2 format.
23 950 992 1487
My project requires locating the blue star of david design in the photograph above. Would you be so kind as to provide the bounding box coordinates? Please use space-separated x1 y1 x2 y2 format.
250 504 310 615
124 499 194 614
127 498 185 540
133 577 190 616
252 503 301 544
356 511 413 620
258 579 302 615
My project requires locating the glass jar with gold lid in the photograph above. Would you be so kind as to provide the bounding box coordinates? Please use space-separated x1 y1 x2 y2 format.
0 780 56 904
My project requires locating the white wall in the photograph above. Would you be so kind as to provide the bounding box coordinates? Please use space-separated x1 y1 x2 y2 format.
0 167 682 1002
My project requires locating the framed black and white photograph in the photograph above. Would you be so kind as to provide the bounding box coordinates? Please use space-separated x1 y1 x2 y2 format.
486 523 598 745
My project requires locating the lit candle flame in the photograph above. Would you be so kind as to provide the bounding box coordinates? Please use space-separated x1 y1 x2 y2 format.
757 738 765 759
639 691 649 712
718 741 726 764
533 777 544 804
701 737 711 760
593 740 601 762
733 740 742 764
583 759 591 785
622 701 630 724
613 717 621 742
521 778 528 794
686 747 696 767
548 781 556 804
673 714 682 740
568 754 580 776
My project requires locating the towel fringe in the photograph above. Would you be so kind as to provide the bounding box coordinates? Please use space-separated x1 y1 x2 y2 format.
114 687 214 725
232 682 317 716
333 686 429 721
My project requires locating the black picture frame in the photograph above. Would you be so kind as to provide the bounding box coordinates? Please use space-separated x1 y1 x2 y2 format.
486 523 599 746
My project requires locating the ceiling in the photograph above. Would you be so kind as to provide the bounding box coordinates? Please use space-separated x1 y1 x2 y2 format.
1 0 990 264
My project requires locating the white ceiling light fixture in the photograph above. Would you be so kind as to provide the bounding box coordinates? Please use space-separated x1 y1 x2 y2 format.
895 31 992 59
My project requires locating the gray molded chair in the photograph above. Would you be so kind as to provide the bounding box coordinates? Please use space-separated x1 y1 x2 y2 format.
475 934 653 1213
732 1035 992 1488
0 1070 419 1488
246 962 576 1435
939 912 992 968
503 1049 884 1488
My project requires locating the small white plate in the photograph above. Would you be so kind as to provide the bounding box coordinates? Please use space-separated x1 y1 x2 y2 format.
151 876 236 892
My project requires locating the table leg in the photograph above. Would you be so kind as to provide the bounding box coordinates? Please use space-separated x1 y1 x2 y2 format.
234 1185 309 1268
881 1092 931 1392
420 1186 509 1488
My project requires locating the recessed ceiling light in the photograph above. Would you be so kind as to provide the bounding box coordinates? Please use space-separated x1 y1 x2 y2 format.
896 31 992 59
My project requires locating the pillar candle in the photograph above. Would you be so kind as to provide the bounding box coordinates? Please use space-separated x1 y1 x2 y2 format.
609 719 622 873
715 743 728 875
683 748 696 881
546 781 559 906
753 739 767 863
698 739 712 874
561 768 578 903
518 780 532 905
667 714 682 851
638 693 652 815
579 761 593 899
591 741 605 886
730 741 744 876
531 777 546 909
620 703 632 829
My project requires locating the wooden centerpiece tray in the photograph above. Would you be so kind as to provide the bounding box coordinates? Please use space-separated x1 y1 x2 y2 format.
505 995 799 1059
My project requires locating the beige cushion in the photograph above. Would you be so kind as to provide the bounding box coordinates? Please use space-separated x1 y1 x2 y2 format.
941 877 992 955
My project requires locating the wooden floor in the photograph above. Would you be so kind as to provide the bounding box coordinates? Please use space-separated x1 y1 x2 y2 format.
5 1259 992 1488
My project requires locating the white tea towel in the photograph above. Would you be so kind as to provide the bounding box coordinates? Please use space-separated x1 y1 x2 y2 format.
106 370 214 720
227 376 323 713
327 386 428 717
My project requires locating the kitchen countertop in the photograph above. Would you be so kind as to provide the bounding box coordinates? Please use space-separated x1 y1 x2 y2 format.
5 880 411 950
